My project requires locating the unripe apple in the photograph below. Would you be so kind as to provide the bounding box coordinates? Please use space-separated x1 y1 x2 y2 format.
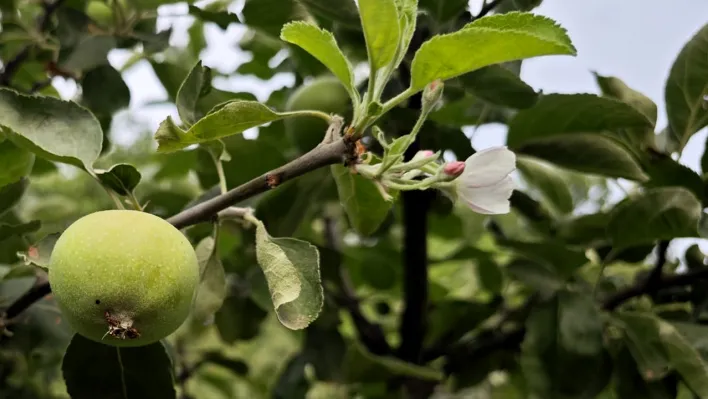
85 1 114 27
285 76 351 153
48 210 199 347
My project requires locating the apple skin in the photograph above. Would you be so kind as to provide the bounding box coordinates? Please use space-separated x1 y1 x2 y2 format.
48 210 199 347
285 76 351 153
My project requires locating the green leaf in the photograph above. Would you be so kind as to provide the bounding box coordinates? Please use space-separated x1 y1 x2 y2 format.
331 164 393 236
16 232 61 271
343 340 443 382
154 100 292 153
507 94 655 148
410 12 576 90
0 138 34 188
242 0 300 37
95 164 141 196
521 290 609 397
608 187 703 248
516 133 649 181
359 0 400 70
615 311 708 395
506 259 566 293
58 35 116 74
665 22 708 151
459 65 539 109
0 89 103 170
594 72 657 126
0 178 27 217
193 234 227 325
62 334 176 399
251 216 323 330
0 220 40 242
613 312 671 381
516 155 573 214
188 4 239 30
176 61 211 126
644 152 704 201
500 239 587 277
280 22 356 98
81 65 131 118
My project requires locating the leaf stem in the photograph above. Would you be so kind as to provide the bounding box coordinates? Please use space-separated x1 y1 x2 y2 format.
283 109 332 123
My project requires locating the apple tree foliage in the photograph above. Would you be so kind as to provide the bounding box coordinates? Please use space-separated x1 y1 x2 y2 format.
0 0 707 398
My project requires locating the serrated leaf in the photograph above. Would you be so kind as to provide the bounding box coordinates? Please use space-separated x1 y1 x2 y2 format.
193 234 227 325
516 133 649 181
154 100 293 153
459 64 539 109
16 232 60 270
359 0 400 70
280 22 356 98
81 65 131 118
62 334 175 399
252 217 323 330
0 89 103 171
95 164 141 196
0 178 28 216
665 23 708 151
594 73 657 126
507 94 655 147
516 155 573 214
410 12 576 90
0 220 40 242
331 164 393 236
0 138 34 188
608 187 702 248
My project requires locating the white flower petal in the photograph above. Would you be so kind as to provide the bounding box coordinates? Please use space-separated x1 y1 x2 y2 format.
459 175 514 215
463 147 516 187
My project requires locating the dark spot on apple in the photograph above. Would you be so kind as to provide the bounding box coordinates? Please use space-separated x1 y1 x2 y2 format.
95 299 101 305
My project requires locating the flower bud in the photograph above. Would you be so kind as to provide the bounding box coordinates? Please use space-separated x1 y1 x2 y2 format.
443 161 465 178
422 80 444 112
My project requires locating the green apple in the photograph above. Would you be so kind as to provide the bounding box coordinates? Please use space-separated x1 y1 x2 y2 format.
49 210 199 347
285 76 351 153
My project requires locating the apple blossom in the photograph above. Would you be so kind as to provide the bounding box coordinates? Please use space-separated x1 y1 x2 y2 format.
455 147 516 215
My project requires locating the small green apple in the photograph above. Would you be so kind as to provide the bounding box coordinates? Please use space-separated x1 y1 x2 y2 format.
285 76 351 153
49 210 199 347
85 1 114 27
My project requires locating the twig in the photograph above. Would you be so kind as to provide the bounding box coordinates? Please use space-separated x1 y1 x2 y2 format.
646 240 670 297
324 216 392 355
167 137 353 229
3 274 50 320
0 0 66 86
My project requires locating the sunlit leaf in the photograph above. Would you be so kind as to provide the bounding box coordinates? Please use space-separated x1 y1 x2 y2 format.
359 0 400 70
410 12 576 90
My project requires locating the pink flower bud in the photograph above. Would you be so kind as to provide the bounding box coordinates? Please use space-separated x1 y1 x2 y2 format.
419 150 434 158
422 79 444 111
443 161 465 177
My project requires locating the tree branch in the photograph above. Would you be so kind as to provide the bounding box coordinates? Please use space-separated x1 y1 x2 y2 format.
474 0 507 20
0 0 66 86
167 138 353 229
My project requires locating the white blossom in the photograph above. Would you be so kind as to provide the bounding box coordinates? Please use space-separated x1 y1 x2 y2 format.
456 147 516 215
